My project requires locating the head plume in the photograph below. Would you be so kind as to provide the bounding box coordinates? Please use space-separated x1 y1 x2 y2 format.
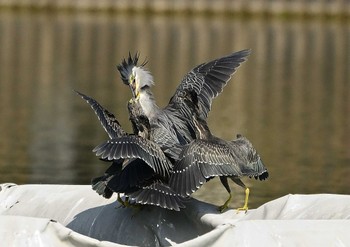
117 52 147 85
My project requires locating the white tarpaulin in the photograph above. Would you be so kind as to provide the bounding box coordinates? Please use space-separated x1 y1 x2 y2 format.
0 183 349 246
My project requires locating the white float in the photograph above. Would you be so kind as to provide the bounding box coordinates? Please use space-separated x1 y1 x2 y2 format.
1 184 349 246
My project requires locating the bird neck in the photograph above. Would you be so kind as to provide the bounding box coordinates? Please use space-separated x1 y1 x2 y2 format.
138 89 160 120
198 125 212 139
194 117 212 139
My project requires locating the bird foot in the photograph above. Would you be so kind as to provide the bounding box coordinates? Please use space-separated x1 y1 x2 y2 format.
116 194 138 209
116 196 143 214
218 192 232 213
236 205 248 213
117 198 125 208
218 203 229 213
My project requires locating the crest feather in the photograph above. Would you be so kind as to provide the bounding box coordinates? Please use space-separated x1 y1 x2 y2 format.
117 52 148 85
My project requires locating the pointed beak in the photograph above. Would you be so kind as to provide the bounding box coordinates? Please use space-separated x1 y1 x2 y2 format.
129 83 136 99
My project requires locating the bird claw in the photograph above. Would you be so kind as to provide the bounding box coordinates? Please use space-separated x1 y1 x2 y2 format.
116 194 127 208
116 195 143 215
218 203 229 213
236 205 248 214
116 194 136 209
217 192 232 213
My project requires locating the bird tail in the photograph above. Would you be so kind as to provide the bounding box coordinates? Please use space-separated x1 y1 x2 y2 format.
231 134 269 180
91 175 114 199
253 158 269 181
127 182 186 211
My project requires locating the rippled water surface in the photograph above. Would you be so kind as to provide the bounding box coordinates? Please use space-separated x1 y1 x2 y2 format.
0 10 349 209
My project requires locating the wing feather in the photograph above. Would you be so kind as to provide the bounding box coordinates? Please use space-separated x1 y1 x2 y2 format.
127 182 185 211
229 135 269 180
75 91 126 138
93 136 172 179
166 49 251 119
170 139 245 196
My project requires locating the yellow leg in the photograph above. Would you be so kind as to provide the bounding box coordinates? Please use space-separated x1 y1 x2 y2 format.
117 193 126 207
123 196 142 210
218 193 232 213
116 194 142 213
236 188 250 213
117 194 133 208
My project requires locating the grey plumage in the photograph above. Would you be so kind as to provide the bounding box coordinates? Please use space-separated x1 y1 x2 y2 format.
93 135 172 179
168 90 268 211
75 90 126 139
76 91 185 211
77 49 267 212
117 50 251 148
116 50 268 211
169 133 268 197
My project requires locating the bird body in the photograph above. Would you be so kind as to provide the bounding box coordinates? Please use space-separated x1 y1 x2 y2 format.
76 91 185 211
116 50 269 211
169 133 268 195
117 50 252 148
168 92 268 211
76 49 268 212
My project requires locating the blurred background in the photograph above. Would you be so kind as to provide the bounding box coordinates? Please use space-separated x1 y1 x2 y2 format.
0 1 349 209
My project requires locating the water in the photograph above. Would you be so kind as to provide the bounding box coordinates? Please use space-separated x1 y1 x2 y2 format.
0 10 349 209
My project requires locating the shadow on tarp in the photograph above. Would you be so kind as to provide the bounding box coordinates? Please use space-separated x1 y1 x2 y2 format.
2 184 350 246
66 199 216 246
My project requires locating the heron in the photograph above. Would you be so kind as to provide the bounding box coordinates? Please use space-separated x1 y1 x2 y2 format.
116 50 266 211
117 50 251 150
93 89 269 212
167 90 269 212
76 91 185 211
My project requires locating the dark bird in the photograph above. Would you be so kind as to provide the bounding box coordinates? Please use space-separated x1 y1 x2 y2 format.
117 50 251 151
169 90 269 212
94 89 269 212
116 50 268 212
76 91 185 211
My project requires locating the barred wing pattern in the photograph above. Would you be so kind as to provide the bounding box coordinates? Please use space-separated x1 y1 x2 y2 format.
169 136 269 197
167 49 251 119
93 135 172 179
77 91 185 210
128 181 185 211
169 140 242 197
150 116 185 159
75 90 126 139
228 135 269 180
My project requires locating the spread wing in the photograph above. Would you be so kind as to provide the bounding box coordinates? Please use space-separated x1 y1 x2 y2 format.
75 90 126 139
127 181 185 211
169 139 243 197
91 161 122 198
150 117 185 160
93 135 172 179
166 49 251 119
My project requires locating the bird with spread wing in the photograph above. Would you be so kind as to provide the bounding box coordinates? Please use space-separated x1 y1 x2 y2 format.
116 50 268 211
76 91 185 211
117 50 251 154
168 90 269 212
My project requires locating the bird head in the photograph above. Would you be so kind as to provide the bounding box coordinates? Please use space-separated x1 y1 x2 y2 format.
117 53 154 99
